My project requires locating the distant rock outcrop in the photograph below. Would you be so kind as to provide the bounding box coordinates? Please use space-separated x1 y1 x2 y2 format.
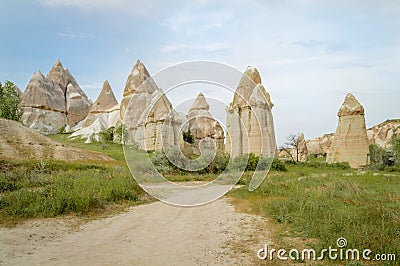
187 93 225 152
367 119 400 148
326 93 370 168
306 133 334 155
120 60 183 151
292 133 308 162
70 80 119 142
21 60 91 134
225 66 276 157
307 119 400 155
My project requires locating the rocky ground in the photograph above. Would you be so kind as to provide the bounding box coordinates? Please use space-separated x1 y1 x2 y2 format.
0 198 272 265
0 118 112 161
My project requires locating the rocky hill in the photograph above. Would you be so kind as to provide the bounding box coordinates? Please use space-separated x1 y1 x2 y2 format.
0 118 113 161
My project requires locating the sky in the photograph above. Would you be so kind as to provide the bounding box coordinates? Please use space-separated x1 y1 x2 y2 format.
1 0 399 145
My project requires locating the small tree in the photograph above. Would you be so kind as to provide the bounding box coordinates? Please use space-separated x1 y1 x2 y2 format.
183 130 194 144
390 135 400 165
369 144 386 164
0 81 23 121
280 133 302 162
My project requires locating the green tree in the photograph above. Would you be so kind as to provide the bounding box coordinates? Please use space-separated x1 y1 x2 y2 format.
390 135 400 165
0 81 23 121
369 144 386 164
183 130 194 144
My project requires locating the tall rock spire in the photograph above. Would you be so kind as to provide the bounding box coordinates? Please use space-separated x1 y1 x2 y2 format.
327 93 370 168
187 93 225 152
90 80 118 113
225 66 276 157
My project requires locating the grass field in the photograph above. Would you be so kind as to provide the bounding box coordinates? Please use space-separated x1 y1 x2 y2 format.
228 162 400 265
0 159 146 226
48 133 126 161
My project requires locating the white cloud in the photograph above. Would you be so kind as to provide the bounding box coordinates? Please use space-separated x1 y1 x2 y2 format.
57 31 88 40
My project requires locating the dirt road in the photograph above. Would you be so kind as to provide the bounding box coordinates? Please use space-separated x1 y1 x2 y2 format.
0 198 271 265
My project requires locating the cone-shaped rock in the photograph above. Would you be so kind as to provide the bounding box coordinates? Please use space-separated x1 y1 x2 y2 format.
47 60 69 93
21 71 66 112
120 60 158 122
226 66 276 157
79 80 119 128
71 81 120 143
187 93 224 152
189 93 210 112
89 80 118 114
327 93 370 168
21 60 92 134
120 60 183 150
21 71 67 135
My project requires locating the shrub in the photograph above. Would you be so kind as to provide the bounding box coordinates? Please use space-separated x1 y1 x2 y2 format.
183 130 194 144
58 126 66 134
0 81 23 121
99 127 115 142
270 158 287 172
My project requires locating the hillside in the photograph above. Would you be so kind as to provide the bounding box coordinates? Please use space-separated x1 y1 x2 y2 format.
0 118 113 161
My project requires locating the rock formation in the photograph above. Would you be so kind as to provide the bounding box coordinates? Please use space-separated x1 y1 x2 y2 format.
306 133 334 155
21 60 91 134
307 119 400 155
367 119 400 148
21 71 67 135
187 93 225 152
70 80 120 142
326 93 370 168
292 133 308 162
120 60 183 151
47 61 92 126
225 66 276 157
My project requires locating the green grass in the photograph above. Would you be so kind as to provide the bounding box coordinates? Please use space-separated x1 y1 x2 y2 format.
48 133 125 161
229 163 400 264
0 159 145 226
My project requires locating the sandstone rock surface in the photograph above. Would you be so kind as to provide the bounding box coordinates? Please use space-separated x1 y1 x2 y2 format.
71 81 120 143
121 60 183 151
225 67 276 157
367 119 400 148
306 134 334 155
326 93 370 168
292 133 308 162
187 93 225 152
21 60 91 134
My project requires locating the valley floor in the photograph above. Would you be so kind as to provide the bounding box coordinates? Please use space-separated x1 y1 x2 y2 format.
0 197 272 265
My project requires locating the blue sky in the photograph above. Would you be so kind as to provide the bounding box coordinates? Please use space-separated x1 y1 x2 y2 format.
1 0 399 145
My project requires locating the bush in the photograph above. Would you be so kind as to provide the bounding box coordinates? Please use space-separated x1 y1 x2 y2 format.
58 126 66 134
151 149 229 175
183 130 194 144
390 135 400 165
270 158 287 172
0 81 23 121
114 125 128 143
99 127 115 142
